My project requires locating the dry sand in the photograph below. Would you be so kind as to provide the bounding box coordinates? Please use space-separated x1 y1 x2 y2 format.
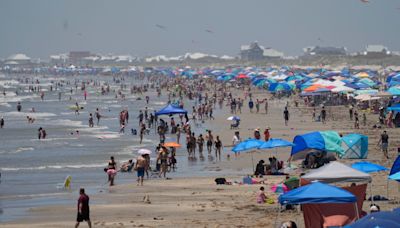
2 87 400 228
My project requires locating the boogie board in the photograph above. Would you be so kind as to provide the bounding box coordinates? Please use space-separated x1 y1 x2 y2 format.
68 106 84 111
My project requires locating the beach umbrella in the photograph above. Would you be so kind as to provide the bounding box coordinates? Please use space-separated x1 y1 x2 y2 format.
232 138 264 153
347 210 400 228
227 116 240 121
351 161 388 173
236 74 249 79
232 138 264 172
137 149 152 155
271 183 289 193
387 87 400 96
163 142 181 148
258 138 294 157
259 138 294 149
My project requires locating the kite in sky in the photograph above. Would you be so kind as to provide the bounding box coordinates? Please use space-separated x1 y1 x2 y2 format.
205 29 214 34
360 0 369 3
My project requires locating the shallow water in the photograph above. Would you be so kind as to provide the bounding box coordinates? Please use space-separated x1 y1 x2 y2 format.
0 74 241 222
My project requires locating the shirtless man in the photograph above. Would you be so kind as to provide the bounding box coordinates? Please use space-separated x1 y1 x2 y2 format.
134 154 148 186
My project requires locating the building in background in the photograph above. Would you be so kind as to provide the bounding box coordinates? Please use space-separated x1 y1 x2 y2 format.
240 42 264 61
363 45 391 57
4 53 32 65
303 46 347 56
240 42 284 61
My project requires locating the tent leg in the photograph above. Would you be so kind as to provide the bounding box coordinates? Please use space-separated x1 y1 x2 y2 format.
354 202 360 219
275 204 281 228
387 179 389 200
370 182 373 204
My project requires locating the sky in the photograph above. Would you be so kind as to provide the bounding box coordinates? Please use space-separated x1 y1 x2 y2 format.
0 0 400 59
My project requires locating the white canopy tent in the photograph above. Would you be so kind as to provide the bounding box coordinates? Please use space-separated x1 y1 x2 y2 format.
302 161 372 183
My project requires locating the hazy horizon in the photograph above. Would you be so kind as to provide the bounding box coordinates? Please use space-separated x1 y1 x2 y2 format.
1 0 400 59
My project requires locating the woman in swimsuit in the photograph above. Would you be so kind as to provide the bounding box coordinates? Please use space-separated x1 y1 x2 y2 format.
107 156 117 186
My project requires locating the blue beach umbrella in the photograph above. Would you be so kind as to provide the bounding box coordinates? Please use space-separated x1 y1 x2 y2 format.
259 138 294 149
232 138 265 172
346 210 400 228
232 138 264 153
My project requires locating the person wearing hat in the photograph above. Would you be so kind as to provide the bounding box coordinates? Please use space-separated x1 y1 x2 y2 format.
254 129 261 140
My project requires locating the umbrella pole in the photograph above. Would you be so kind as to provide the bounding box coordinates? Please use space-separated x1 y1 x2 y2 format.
251 152 255 173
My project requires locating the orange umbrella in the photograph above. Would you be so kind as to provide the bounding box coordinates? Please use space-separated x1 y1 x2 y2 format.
163 142 181 148
304 84 324 92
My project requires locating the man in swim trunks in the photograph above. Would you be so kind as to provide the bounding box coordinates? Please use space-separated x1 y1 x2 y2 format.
75 188 91 228
135 154 147 186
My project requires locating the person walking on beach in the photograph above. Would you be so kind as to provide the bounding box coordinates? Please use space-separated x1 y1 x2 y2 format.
197 134 205 159
157 147 169 178
206 130 214 156
232 131 241 158
88 113 94 128
106 156 117 186
283 107 290 126
0 117 4 128
134 154 147 186
255 99 260 113
215 135 222 161
95 108 101 125
264 99 268 115
75 188 91 228
248 99 254 113
349 105 353 120
321 107 326 124
17 102 22 112
377 131 389 159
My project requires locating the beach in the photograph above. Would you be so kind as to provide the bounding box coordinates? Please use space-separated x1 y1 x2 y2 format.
1 72 400 227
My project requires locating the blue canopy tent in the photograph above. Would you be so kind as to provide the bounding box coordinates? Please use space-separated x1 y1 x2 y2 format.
389 155 400 179
155 104 187 117
279 182 357 204
278 182 359 227
290 131 344 160
341 134 369 159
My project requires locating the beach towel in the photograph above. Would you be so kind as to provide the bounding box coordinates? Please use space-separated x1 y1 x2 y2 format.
302 184 367 228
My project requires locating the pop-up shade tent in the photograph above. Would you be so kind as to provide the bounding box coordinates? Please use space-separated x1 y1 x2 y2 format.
279 182 357 204
302 161 372 183
278 182 359 228
390 155 400 182
341 134 368 159
291 131 344 160
155 104 187 116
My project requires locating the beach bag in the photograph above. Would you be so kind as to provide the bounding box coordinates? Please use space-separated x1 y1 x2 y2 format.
215 178 226 185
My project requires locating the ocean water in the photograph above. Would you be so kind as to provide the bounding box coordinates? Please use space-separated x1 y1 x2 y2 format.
0 74 240 222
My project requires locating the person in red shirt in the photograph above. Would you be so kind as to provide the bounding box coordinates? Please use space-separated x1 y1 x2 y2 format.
264 128 270 141
75 188 91 228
